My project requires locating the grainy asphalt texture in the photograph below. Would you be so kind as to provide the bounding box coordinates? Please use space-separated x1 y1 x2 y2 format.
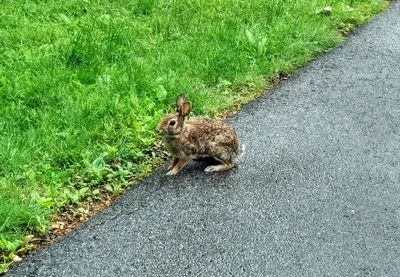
8 2 400 276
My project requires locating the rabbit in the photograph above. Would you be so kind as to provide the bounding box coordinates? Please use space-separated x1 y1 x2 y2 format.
156 94 245 175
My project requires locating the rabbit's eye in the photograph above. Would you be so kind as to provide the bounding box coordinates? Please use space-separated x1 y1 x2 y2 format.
169 119 176 126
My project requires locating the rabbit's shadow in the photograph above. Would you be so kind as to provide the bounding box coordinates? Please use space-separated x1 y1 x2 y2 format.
192 157 221 165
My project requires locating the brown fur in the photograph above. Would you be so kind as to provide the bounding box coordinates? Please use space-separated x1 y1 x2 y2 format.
157 94 240 175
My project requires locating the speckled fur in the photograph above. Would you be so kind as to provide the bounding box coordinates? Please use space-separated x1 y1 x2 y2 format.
157 94 241 175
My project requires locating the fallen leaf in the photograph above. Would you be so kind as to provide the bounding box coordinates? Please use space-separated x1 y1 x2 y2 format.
12 255 22 262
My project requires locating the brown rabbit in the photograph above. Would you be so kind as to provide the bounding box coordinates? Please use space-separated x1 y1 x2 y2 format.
157 94 244 175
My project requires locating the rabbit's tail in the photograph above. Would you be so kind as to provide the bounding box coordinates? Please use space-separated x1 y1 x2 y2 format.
235 144 246 161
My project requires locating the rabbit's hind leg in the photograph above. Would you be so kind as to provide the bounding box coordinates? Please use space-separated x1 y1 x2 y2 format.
204 153 235 172
204 150 236 173
204 163 234 172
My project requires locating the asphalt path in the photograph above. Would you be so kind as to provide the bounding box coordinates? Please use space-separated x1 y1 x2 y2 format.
8 2 400 276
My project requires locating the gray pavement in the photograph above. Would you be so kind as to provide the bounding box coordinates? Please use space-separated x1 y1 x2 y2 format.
7 1 400 276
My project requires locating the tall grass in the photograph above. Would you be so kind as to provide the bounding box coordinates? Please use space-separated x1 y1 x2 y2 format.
0 0 387 255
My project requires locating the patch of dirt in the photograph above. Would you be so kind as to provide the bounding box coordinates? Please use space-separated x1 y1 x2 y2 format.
268 71 289 86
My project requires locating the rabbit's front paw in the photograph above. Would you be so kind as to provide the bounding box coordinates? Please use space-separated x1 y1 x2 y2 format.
166 169 179 175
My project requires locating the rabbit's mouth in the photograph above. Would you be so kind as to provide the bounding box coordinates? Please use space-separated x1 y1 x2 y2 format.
157 128 177 139
156 128 164 135
164 134 178 142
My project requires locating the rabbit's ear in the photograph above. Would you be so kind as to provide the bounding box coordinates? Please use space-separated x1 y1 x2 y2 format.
181 101 192 117
176 93 187 115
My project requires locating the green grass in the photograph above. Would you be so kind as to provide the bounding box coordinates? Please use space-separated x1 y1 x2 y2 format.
0 0 387 271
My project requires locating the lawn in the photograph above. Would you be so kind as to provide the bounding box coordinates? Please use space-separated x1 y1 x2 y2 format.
0 0 387 271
